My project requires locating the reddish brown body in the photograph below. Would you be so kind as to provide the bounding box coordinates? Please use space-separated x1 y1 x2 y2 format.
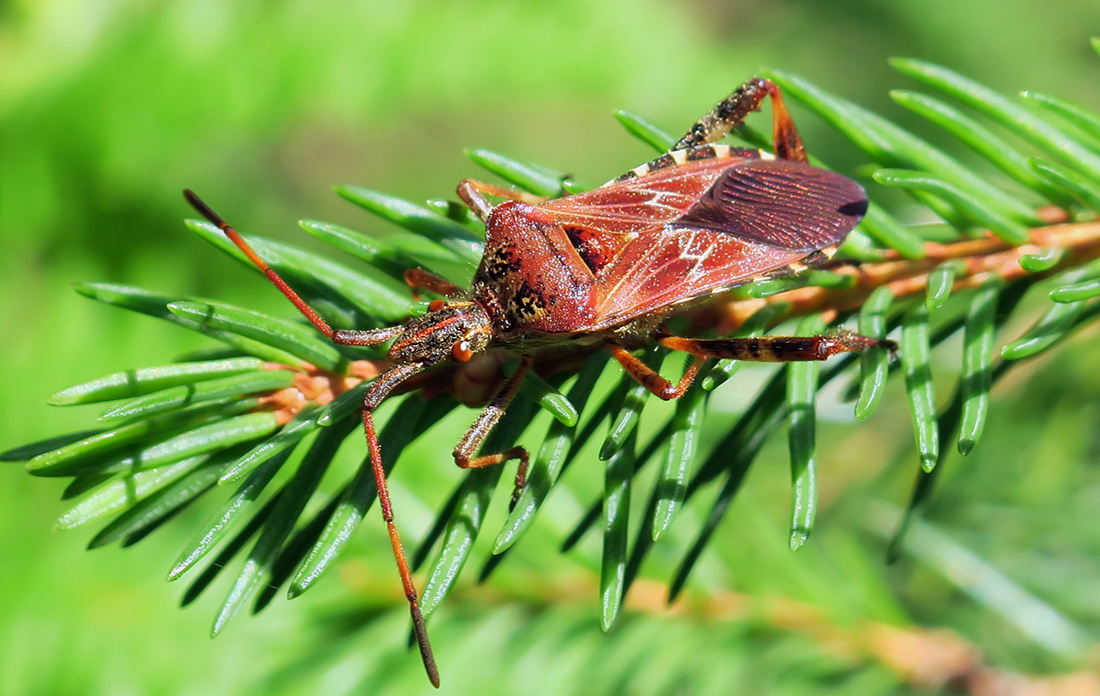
471 150 866 345
185 77 883 688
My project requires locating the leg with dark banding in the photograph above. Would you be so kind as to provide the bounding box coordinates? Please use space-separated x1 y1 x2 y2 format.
609 332 894 401
658 333 889 362
672 77 807 163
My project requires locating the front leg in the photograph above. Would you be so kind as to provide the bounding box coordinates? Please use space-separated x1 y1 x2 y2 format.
452 356 534 507
404 268 463 300
457 179 551 222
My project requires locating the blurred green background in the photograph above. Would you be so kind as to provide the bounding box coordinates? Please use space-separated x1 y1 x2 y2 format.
4 1 1100 694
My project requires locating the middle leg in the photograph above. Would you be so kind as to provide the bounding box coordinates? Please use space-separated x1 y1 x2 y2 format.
452 356 534 507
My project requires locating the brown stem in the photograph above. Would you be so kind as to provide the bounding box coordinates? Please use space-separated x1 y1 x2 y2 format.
716 220 1100 333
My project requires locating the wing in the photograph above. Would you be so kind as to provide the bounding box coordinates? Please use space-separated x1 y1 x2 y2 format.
584 158 867 329
471 155 751 335
541 155 747 230
539 154 753 276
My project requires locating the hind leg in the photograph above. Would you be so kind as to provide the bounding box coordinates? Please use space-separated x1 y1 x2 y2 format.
672 77 807 163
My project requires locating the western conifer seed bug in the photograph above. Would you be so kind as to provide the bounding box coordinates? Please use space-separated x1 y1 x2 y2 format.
185 77 890 687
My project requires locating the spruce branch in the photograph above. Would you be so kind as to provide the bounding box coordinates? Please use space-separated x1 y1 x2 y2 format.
6 54 1100 685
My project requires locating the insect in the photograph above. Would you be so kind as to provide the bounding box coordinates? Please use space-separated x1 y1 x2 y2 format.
185 77 885 687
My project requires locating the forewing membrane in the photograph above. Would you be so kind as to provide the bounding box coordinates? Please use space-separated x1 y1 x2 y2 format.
569 158 867 328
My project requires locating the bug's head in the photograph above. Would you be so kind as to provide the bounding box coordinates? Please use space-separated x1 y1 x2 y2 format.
388 299 493 365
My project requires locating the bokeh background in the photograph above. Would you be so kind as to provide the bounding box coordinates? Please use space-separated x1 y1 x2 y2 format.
4 1 1100 694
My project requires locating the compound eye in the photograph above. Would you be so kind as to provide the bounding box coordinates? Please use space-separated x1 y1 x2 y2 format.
428 299 446 312
451 340 473 363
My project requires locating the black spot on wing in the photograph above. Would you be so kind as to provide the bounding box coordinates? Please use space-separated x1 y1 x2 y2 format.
671 159 868 251
563 226 602 275
838 199 869 217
